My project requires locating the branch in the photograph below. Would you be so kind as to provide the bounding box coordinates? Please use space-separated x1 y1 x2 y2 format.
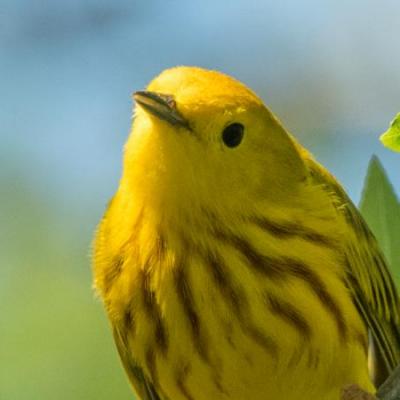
377 364 400 400
342 365 400 400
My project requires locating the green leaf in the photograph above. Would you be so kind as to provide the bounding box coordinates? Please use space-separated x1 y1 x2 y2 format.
359 156 400 286
380 113 400 152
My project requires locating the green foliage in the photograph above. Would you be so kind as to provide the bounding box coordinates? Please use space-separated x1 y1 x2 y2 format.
360 156 400 286
380 113 400 152
0 170 133 400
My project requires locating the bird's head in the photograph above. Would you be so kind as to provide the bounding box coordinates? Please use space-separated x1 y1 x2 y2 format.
122 66 307 225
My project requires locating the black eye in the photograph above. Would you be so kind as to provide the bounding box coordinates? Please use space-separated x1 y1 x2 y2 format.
222 123 244 148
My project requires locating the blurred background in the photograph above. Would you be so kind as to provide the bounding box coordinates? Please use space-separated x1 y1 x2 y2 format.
1 1 400 399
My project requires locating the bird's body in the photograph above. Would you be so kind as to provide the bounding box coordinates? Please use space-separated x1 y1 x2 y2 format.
93 67 400 400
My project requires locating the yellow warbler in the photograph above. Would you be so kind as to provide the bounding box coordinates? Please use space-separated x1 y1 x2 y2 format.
93 66 400 400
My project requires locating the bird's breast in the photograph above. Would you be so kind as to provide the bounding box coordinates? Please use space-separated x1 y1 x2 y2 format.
108 219 373 400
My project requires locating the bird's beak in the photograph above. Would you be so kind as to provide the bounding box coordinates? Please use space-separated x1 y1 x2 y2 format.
134 91 190 130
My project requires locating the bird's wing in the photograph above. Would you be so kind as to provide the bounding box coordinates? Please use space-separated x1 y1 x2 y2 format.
113 327 162 400
304 155 400 385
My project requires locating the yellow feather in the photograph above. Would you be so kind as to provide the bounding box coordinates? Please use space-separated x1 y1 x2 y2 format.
93 66 400 400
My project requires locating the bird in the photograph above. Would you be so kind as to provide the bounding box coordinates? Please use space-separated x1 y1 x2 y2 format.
93 66 400 400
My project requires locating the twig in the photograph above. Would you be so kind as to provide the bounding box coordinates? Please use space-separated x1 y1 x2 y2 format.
341 365 400 400
377 364 400 400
